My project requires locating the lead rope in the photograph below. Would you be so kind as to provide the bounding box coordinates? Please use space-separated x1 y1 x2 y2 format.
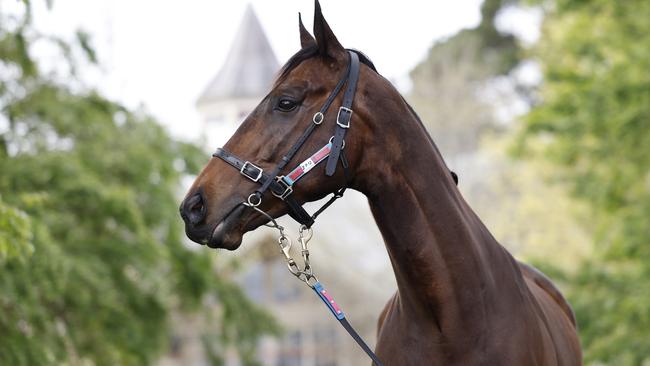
243 199 384 366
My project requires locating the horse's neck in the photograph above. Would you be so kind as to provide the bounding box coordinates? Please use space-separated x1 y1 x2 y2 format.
359 100 528 334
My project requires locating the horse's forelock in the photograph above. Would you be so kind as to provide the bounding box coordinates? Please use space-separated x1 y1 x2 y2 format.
274 45 320 87
274 47 378 88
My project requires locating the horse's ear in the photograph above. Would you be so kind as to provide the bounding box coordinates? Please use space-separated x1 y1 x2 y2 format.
299 13 316 49
313 0 345 58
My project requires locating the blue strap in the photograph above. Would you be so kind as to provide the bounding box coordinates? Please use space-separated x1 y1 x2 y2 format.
313 281 346 320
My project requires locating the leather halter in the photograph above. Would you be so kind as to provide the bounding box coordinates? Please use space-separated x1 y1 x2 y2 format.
212 50 361 229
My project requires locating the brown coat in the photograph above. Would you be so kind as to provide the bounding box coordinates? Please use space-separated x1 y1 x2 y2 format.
181 2 582 364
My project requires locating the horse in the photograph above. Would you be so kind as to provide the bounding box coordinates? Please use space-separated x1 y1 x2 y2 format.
180 2 582 364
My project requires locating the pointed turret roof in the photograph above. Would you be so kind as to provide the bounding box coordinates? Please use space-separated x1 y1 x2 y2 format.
197 4 280 105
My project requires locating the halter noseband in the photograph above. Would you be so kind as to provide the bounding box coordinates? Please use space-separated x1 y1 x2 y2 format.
212 50 361 229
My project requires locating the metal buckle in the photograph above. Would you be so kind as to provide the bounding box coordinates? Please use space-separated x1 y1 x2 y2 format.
272 176 293 200
240 161 263 182
336 106 353 128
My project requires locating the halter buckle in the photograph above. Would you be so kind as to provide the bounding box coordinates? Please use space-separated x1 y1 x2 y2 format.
336 106 353 128
240 161 263 182
272 176 293 200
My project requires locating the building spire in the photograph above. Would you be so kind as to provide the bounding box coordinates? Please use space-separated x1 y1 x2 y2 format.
197 4 280 106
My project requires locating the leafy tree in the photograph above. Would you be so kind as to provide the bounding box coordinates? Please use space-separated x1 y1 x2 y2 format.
406 0 590 266
0 195 33 261
0 2 278 365
409 0 520 157
517 0 650 364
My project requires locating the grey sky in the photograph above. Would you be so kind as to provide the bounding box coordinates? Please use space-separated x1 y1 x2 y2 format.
28 0 487 141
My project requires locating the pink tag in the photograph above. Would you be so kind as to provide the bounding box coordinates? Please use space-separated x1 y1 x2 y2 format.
320 288 343 315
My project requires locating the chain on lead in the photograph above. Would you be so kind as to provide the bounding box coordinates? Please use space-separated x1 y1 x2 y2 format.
277 224 318 287
296 225 318 287
278 235 302 276
242 197 295 271
242 197 319 287
298 225 314 274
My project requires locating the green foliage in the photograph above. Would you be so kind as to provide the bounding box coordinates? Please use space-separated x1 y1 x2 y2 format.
409 0 592 279
415 0 520 81
0 2 278 365
517 0 650 363
0 196 34 261
409 0 522 156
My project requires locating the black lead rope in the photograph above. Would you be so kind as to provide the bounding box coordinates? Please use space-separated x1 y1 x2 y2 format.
312 281 384 366
340 318 384 366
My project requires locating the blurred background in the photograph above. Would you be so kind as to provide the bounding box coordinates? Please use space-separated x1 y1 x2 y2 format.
0 0 648 365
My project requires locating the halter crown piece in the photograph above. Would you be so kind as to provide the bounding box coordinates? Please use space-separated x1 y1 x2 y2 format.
212 52 384 365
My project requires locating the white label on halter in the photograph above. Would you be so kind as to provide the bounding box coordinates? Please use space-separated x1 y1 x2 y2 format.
285 142 332 185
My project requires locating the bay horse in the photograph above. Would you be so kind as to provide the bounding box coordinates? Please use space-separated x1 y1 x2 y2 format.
180 2 582 364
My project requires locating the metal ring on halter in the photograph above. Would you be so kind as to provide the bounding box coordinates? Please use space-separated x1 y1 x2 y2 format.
246 193 262 207
329 136 345 149
313 112 324 125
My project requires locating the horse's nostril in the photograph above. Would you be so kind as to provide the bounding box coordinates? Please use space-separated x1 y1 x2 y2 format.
181 192 207 226
190 199 203 212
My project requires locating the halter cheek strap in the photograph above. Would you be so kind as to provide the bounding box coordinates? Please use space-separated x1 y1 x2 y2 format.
326 51 359 176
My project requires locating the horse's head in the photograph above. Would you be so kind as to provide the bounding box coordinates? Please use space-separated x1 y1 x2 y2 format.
180 1 385 250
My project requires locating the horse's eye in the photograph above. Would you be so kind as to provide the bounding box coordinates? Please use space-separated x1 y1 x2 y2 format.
276 98 299 112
